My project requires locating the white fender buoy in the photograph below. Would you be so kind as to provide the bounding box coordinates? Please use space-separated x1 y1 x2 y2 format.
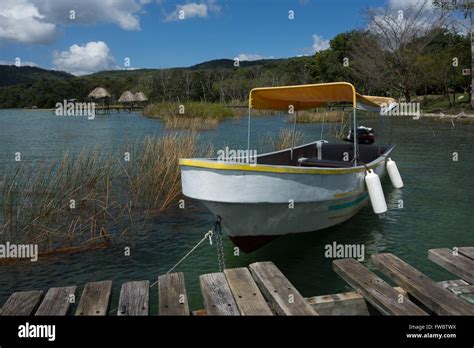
365 169 387 214
387 158 404 189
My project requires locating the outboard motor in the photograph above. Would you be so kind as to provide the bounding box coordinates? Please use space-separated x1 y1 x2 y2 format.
343 125 375 145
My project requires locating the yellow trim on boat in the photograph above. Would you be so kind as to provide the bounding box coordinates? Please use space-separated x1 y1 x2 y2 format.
179 158 384 175
333 191 364 198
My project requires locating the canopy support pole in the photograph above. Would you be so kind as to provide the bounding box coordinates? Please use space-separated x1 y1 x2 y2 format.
247 106 251 163
353 107 357 167
290 110 297 161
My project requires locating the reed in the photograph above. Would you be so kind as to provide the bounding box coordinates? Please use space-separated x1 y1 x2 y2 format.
143 102 234 129
293 109 345 123
262 129 305 151
163 116 219 130
0 133 210 260
143 102 234 121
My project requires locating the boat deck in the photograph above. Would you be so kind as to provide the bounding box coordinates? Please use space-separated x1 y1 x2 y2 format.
1 246 473 316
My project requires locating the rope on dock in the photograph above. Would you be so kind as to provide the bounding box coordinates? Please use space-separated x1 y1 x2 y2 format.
109 221 224 315
150 230 214 289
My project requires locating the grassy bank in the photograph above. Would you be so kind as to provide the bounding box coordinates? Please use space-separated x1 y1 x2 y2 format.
143 102 235 130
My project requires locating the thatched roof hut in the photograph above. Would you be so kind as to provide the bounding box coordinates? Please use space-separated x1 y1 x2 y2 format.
88 87 111 99
134 91 148 102
118 91 136 103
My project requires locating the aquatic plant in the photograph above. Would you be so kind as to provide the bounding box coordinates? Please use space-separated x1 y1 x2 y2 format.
0 133 210 261
292 109 346 124
143 102 234 129
262 129 305 151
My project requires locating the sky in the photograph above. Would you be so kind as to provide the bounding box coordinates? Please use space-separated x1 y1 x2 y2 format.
0 0 438 75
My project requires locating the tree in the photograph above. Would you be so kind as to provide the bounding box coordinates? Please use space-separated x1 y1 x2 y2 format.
352 0 448 101
433 0 473 108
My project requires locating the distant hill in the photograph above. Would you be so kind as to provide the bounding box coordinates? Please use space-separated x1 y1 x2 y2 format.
190 58 282 70
0 65 73 87
0 55 313 108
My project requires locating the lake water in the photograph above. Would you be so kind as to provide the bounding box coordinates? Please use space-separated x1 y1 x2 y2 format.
0 109 473 313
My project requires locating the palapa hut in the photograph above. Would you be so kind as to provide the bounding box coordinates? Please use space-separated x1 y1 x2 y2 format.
88 87 111 99
88 87 111 114
118 90 136 113
134 91 148 105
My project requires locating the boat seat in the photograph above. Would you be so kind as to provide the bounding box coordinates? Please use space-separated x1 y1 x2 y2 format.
298 157 353 168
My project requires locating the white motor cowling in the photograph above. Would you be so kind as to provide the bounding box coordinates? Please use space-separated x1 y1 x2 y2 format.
365 169 387 214
386 158 404 189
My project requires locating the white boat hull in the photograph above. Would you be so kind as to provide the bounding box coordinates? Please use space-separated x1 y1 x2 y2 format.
180 146 390 237
201 191 370 237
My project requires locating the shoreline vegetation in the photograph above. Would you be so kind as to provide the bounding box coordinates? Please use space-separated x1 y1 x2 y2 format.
0 133 212 263
0 129 305 263
142 102 234 130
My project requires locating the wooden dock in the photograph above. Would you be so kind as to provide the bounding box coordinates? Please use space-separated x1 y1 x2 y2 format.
1 246 473 316
95 105 144 114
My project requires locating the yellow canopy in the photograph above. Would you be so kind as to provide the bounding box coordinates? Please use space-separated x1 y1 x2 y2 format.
249 82 395 112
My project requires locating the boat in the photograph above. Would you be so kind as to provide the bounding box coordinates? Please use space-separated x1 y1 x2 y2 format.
179 82 398 252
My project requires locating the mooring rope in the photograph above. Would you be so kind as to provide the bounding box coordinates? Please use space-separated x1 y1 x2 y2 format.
109 226 217 315
149 229 214 288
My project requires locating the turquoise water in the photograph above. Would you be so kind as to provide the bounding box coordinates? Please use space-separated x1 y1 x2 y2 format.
0 109 473 312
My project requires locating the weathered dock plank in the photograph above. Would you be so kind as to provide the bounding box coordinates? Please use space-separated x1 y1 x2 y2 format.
118 281 149 316
249 261 318 316
158 273 189 316
306 280 469 316
0 290 44 316
224 268 273 315
35 286 76 316
199 272 240 316
372 253 474 315
438 279 470 289
75 281 112 316
307 291 371 315
429 248 474 284
459 247 474 261
333 258 427 315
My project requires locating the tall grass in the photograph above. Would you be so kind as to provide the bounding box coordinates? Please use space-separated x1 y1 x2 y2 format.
163 116 219 130
0 133 210 261
262 129 305 151
293 110 345 123
143 102 234 130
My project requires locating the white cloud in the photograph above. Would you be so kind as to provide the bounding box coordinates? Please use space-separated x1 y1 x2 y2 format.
165 1 221 21
53 41 116 76
0 0 147 45
311 34 330 53
236 53 265 61
34 0 143 31
207 0 222 14
0 0 56 44
166 3 208 21
388 0 434 11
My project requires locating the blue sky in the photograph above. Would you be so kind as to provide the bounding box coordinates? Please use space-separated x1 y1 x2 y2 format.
1 0 390 74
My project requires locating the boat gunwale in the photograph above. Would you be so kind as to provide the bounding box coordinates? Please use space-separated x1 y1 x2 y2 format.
179 142 395 175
